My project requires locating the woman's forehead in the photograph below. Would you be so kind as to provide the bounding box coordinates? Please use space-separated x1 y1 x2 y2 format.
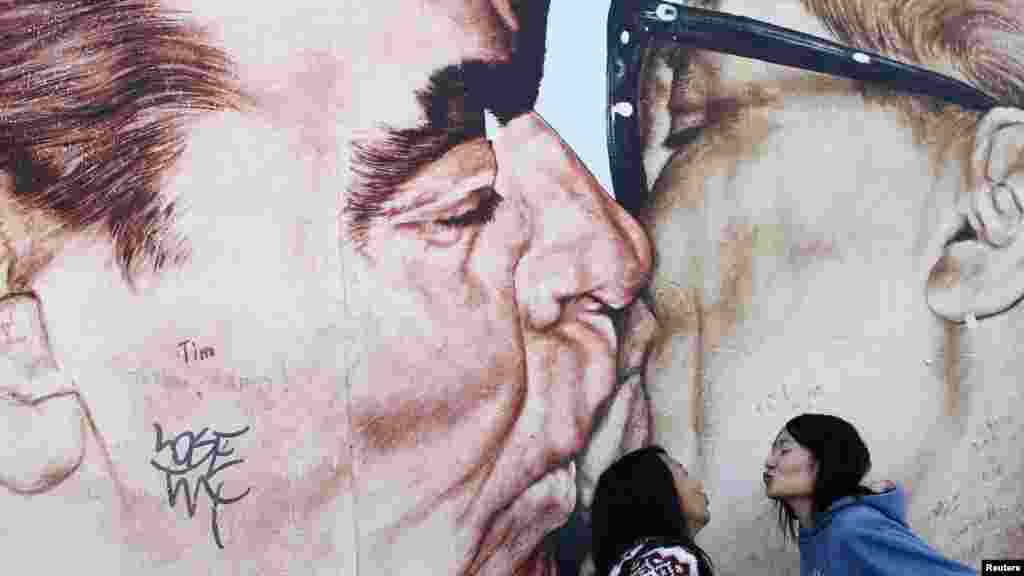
774 428 795 445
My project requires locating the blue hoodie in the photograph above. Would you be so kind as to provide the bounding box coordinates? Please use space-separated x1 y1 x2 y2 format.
798 485 977 576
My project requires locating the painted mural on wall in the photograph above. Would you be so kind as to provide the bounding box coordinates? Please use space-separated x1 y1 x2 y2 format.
3 0 1022 575
0 1 653 574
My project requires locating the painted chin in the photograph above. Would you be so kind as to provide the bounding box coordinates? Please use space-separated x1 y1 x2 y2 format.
469 460 577 574
465 306 615 572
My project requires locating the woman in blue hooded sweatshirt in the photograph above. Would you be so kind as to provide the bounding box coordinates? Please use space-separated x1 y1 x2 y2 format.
763 413 976 576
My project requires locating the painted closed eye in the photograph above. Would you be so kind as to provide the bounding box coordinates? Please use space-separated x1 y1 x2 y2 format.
435 187 502 228
410 187 504 247
664 123 706 149
663 73 709 150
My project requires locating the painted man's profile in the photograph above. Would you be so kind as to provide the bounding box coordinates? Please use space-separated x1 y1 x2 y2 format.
626 0 1024 572
1 1 652 574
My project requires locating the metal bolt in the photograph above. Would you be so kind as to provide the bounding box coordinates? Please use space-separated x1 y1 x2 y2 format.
655 4 678 22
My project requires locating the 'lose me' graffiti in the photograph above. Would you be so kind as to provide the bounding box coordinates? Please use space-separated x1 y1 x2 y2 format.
150 422 252 549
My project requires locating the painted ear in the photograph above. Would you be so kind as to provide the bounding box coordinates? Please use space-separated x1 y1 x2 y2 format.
927 108 1024 322
0 169 86 492
0 292 87 495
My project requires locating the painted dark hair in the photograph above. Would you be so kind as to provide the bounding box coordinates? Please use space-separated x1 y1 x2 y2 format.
591 446 714 576
774 413 875 541
0 1 243 286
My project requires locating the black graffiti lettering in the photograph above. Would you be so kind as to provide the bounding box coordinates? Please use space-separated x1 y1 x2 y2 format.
177 339 216 365
151 422 252 549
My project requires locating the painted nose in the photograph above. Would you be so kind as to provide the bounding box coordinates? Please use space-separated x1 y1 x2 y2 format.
491 111 653 465
494 111 652 331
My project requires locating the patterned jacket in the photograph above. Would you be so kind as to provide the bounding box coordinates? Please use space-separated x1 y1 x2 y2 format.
607 538 701 576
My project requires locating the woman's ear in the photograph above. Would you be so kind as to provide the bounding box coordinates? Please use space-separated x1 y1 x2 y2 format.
927 107 1024 322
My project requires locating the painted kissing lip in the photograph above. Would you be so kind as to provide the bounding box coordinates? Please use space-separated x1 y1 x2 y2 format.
576 297 619 348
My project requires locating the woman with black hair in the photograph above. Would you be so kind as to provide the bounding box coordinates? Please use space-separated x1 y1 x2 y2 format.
765 413 975 575
591 446 714 576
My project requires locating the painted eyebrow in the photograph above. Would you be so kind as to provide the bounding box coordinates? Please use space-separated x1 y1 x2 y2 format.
344 58 538 247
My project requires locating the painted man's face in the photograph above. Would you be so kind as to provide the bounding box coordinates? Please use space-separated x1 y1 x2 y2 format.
642 0 955 470
637 0 1024 568
22 1 650 574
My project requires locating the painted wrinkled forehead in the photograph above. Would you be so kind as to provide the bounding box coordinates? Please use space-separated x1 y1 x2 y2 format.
639 44 863 204
162 0 519 123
